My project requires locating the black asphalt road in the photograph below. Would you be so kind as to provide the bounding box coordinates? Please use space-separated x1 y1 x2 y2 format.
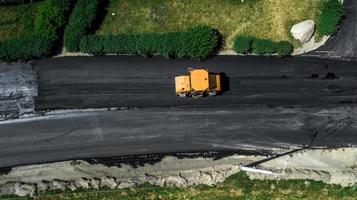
34 56 357 110
1 1 357 169
311 0 357 59
0 106 356 168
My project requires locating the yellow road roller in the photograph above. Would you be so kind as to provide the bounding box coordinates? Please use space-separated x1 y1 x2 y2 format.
175 68 221 98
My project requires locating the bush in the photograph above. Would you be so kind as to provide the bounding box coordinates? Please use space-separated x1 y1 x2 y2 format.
178 26 219 60
80 26 220 60
34 0 71 41
233 35 254 54
0 35 52 61
317 0 345 35
0 0 71 61
64 0 99 52
0 0 26 5
232 35 294 56
275 41 294 56
251 39 277 55
0 0 42 5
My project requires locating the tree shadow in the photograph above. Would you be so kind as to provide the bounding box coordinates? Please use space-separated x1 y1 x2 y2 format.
88 0 109 34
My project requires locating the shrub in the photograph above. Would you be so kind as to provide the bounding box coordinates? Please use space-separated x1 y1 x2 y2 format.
80 33 182 57
0 35 52 61
0 0 71 61
232 35 294 56
80 26 220 60
0 0 26 5
317 0 345 35
275 41 294 56
64 0 99 52
232 35 254 54
251 39 277 55
34 0 71 41
178 26 219 60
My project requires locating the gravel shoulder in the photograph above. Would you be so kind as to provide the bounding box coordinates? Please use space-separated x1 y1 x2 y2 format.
0 63 37 120
0 148 355 197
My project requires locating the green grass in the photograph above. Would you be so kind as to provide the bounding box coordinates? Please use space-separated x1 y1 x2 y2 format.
1 172 356 200
96 0 323 49
0 2 42 41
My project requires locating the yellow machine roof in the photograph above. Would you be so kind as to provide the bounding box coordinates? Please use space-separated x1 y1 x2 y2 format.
190 69 210 92
175 75 191 94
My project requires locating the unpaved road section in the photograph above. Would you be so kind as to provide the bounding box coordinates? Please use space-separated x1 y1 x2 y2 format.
311 0 357 60
0 148 355 197
0 107 356 168
0 63 37 120
34 56 357 110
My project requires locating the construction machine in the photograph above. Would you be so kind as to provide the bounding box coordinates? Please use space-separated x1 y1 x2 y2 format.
175 68 221 98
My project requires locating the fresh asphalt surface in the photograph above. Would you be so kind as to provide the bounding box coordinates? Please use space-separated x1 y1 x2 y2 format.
35 56 357 109
0 56 354 168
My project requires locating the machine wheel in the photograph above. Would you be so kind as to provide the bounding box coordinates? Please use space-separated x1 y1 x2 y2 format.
208 91 217 96
178 92 187 98
191 92 203 98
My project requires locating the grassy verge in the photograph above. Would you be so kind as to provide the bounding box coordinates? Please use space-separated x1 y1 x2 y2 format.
2 172 356 200
0 2 41 41
96 0 323 49
317 0 345 36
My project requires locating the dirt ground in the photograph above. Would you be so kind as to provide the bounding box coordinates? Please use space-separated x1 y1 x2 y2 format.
0 148 355 196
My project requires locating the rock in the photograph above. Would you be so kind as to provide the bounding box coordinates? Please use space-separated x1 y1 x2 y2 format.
50 180 67 191
117 181 135 189
90 178 100 189
0 183 16 195
290 20 315 43
100 176 118 189
197 171 214 186
67 181 77 191
14 183 36 197
74 178 91 189
180 171 201 185
163 176 188 187
210 171 226 183
36 181 50 193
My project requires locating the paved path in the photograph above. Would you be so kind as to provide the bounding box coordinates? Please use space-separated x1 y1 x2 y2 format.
34 56 357 110
0 106 356 168
310 0 357 59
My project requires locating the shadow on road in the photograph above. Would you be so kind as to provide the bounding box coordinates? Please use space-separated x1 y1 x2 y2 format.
244 131 319 168
220 72 230 93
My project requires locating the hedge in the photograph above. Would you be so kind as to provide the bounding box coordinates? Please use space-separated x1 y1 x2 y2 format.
233 35 254 54
0 35 52 61
232 35 294 56
0 0 27 5
177 26 220 60
251 39 277 55
317 0 345 35
0 0 43 5
64 0 99 52
34 0 71 41
0 0 71 61
80 26 220 60
275 41 294 56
